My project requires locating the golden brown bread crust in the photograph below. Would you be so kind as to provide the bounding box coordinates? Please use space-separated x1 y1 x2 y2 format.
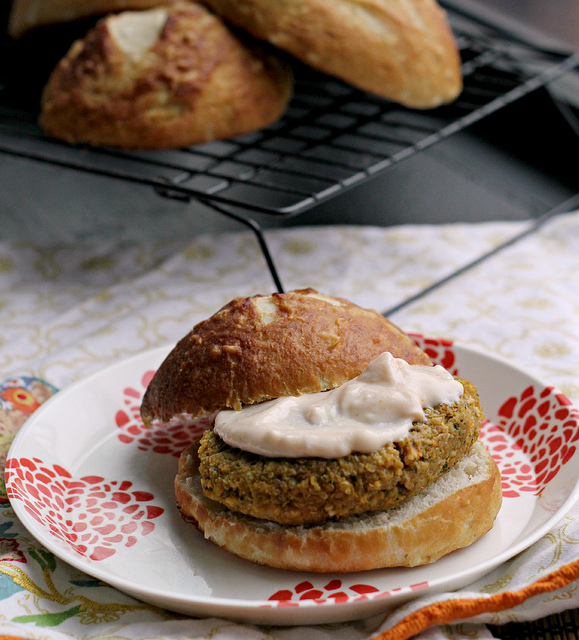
9 0 166 38
199 0 462 108
140 289 431 424
175 439 503 571
197 378 482 525
39 2 293 149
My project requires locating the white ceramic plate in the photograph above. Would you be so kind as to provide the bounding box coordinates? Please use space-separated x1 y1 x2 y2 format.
6 337 579 626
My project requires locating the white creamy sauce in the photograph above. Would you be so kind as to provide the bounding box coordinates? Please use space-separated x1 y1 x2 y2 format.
214 352 464 458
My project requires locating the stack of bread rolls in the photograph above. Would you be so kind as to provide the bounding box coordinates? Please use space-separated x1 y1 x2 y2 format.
8 0 463 149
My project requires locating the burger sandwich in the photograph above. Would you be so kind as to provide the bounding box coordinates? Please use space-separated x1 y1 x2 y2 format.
141 289 502 572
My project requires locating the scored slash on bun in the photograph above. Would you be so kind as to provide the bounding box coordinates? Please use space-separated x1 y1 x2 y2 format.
38 1 293 149
141 288 431 425
176 439 502 572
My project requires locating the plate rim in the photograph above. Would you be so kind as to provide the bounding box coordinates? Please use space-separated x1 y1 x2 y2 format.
6 338 579 621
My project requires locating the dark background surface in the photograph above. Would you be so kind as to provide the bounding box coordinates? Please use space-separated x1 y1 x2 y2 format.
0 0 578 243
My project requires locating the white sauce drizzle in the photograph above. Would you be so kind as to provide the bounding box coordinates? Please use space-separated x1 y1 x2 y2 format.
214 352 463 458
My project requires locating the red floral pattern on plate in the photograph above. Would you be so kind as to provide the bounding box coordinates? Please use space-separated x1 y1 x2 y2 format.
264 578 429 607
485 385 579 498
410 333 458 375
267 579 380 606
115 370 208 456
412 335 579 499
5 457 163 561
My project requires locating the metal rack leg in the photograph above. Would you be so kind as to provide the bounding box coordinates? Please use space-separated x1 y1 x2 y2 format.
199 199 285 294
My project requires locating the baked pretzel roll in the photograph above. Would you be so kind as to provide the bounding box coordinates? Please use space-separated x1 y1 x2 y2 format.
141 288 431 424
200 0 462 108
39 1 293 149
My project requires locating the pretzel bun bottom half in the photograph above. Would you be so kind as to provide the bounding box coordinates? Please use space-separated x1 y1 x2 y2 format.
175 440 502 572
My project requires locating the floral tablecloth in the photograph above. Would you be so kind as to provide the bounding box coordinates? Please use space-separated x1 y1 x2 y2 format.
1 210 579 640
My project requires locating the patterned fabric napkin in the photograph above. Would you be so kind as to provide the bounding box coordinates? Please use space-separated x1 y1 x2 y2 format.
1 211 579 640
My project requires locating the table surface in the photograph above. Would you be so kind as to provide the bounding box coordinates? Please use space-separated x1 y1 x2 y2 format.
1 2 579 639
1 210 579 640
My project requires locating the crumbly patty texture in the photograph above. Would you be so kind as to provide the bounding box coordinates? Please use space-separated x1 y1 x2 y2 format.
141 288 431 424
175 440 502 571
195 378 483 526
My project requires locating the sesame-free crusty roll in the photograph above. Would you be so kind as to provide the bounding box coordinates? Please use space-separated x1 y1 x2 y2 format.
39 2 293 149
200 0 462 108
140 288 431 425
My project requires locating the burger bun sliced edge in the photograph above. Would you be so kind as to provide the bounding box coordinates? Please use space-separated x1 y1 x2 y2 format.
175 439 502 573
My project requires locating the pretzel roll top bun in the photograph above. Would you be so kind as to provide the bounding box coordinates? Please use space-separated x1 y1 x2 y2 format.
140 289 431 425
39 2 293 149
200 0 462 108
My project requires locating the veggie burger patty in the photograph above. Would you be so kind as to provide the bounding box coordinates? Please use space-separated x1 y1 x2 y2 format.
196 378 483 526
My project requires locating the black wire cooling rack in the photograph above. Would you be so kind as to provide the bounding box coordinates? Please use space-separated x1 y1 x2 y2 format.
1 3 578 291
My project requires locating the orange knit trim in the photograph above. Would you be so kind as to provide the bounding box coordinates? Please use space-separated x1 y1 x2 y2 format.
372 559 579 640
